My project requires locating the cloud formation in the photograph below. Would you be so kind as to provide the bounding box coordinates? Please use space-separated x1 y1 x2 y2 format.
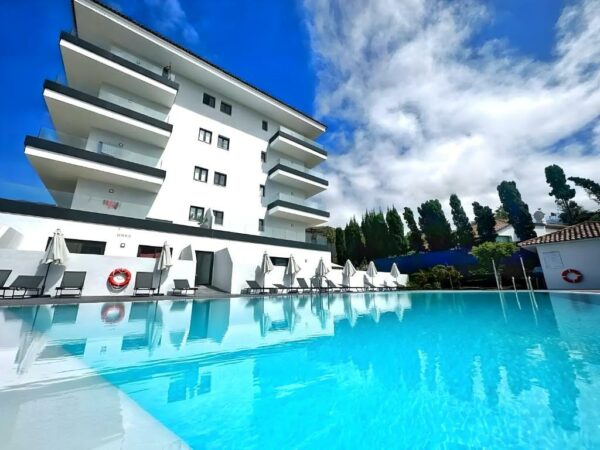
113 0 199 44
303 0 600 225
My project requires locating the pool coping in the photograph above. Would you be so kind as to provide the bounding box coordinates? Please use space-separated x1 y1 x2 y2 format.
0 288 598 307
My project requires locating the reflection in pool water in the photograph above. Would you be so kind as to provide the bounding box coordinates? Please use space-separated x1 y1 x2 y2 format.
0 291 599 449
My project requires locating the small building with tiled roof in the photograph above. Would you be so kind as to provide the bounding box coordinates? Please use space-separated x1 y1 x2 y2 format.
519 221 600 290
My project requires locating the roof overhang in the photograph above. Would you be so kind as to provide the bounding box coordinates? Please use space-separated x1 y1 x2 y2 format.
72 0 326 139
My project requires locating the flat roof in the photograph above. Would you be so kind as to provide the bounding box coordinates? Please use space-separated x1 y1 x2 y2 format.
71 0 326 138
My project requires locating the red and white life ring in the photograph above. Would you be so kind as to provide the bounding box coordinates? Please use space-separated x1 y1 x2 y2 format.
108 268 132 288
561 268 583 284
101 303 125 324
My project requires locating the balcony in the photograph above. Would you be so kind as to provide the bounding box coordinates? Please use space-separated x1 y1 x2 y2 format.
267 158 328 197
266 193 329 226
25 130 165 196
60 32 178 108
43 80 172 148
43 187 152 219
268 126 327 168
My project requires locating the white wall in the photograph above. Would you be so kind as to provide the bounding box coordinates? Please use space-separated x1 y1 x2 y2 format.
145 74 328 236
534 239 600 290
0 211 332 295
497 224 554 242
72 178 155 219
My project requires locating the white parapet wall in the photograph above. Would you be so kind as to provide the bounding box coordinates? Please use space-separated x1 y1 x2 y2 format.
0 211 333 295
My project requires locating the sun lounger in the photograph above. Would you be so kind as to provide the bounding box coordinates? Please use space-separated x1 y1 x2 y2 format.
394 281 408 290
296 278 313 293
245 280 274 294
133 272 156 296
0 270 12 291
325 279 342 292
172 279 198 296
340 283 363 292
273 283 298 294
364 280 386 291
55 271 86 297
1 275 44 299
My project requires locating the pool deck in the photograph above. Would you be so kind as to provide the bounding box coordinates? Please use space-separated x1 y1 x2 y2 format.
0 287 598 307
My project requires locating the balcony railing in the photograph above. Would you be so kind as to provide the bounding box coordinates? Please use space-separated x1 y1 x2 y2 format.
52 74 169 122
266 193 318 209
108 45 176 82
46 79 172 133
61 32 178 89
269 158 326 180
37 128 161 169
57 189 151 218
98 89 168 122
277 126 325 153
238 223 328 244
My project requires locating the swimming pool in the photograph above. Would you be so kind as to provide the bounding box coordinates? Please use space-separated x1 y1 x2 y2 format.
0 291 598 449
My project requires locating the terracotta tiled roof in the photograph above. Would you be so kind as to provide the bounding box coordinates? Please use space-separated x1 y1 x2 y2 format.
494 220 511 231
519 221 600 247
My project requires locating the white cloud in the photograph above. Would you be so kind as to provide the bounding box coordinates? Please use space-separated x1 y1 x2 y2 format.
140 0 199 43
303 0 600 225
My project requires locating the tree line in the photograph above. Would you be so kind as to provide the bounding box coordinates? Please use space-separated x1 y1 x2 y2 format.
335 165 600 266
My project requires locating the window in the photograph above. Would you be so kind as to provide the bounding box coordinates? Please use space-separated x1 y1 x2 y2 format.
194 166 208 182
270 257 289 267
258 219 265 232
262 120 268 131
189 205 205 222
214 172 227 187
260 185 265 197
137 245 172 258
203 93 215 108
213 210 224 225
46 237 106 255
217 135 230 150
220 101 232 115
198 128 212 144
261 151 267 163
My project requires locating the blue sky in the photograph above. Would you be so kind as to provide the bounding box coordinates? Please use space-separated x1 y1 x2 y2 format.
1 0 598 224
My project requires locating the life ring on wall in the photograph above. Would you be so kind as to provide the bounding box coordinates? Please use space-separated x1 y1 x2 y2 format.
101 303 125 324
108 268 132 288
561 268 583 284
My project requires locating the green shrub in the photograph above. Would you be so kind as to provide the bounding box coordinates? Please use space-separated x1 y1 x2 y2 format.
408 265 462 289
470 241 518 274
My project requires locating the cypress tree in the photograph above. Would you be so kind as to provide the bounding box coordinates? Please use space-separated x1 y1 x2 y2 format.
361 210 389 259
344 218 364 266
386 206 407 256
334 227 347 264
472 202 498 243
497 181 537 241
418 199 454 251
449 194 474 248
545 165 579 224
569 176 600 205
403 207 425 253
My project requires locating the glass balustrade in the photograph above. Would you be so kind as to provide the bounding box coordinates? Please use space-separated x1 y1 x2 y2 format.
265 193 322 210
270 158 326 180
277 126 325 151
53 74 169 122
37 128 160 169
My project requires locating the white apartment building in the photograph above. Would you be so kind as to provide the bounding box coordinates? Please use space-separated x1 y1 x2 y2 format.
0 0 332 295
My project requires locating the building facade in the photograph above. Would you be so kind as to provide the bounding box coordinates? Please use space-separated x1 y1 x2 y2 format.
0 0 332 295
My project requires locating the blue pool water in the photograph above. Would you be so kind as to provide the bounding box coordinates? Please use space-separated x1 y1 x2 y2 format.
0 291 599 449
